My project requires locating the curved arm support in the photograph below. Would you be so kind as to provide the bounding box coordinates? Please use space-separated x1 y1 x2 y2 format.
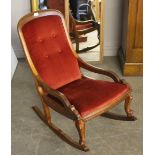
120 79 132 91
78 58 121 83
35 76 81 120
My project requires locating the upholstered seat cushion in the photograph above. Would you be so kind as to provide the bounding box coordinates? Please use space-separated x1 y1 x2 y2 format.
58 77 129 117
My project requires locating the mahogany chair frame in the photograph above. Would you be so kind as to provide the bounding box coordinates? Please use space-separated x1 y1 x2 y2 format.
18 10 136 152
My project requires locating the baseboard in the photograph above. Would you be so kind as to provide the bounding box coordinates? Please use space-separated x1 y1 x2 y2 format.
104 41 121 56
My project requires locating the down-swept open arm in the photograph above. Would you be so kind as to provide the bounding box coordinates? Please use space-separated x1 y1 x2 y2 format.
35 76 81 120
78 58 121 83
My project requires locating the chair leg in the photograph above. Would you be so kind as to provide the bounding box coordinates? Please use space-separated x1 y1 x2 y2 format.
124 94 137 121
75 120 89 151
102 94 137 121
42 101 51 124
75 120 85 145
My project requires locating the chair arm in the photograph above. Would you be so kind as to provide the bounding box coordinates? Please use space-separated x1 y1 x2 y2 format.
35 76 81 119
78 58 121 83
119 79 132 91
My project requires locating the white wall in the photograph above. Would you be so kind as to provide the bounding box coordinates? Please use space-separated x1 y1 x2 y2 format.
11 46 18 79
104 0 123 56
11 0 123 57
11 0 30 58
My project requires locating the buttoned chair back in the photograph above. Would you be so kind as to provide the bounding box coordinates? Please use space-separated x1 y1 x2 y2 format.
18 10 81 89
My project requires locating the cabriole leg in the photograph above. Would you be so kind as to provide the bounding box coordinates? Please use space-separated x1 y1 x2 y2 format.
75 120 85 145
124 94 137 121
75 120 89 151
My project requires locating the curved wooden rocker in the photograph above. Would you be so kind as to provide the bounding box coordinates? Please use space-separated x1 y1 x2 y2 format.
18 10 137 152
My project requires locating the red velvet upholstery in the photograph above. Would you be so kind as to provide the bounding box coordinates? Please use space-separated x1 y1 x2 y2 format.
22 16 81 89
75 23 93 31
58 77 129 117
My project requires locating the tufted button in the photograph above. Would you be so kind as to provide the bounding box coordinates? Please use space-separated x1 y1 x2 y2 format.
51 33 56 38
44 55 49 58
57 49 62 53
37 37 43 42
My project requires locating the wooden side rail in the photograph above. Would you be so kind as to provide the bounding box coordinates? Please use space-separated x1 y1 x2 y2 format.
35 76 81 120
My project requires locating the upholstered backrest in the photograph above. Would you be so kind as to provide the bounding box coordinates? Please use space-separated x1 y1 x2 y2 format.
20 11 81 89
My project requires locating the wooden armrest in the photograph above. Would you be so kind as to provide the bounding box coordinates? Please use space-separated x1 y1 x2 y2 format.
35 76 81 119
78 58 121 83
120 79 132 91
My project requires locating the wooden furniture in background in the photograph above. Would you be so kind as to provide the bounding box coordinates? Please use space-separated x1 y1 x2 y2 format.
118 0 143 76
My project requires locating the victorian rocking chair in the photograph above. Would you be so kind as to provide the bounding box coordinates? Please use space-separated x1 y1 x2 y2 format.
18 10 136 152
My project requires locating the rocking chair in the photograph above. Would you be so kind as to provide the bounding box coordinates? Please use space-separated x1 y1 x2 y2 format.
18 10 136 152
